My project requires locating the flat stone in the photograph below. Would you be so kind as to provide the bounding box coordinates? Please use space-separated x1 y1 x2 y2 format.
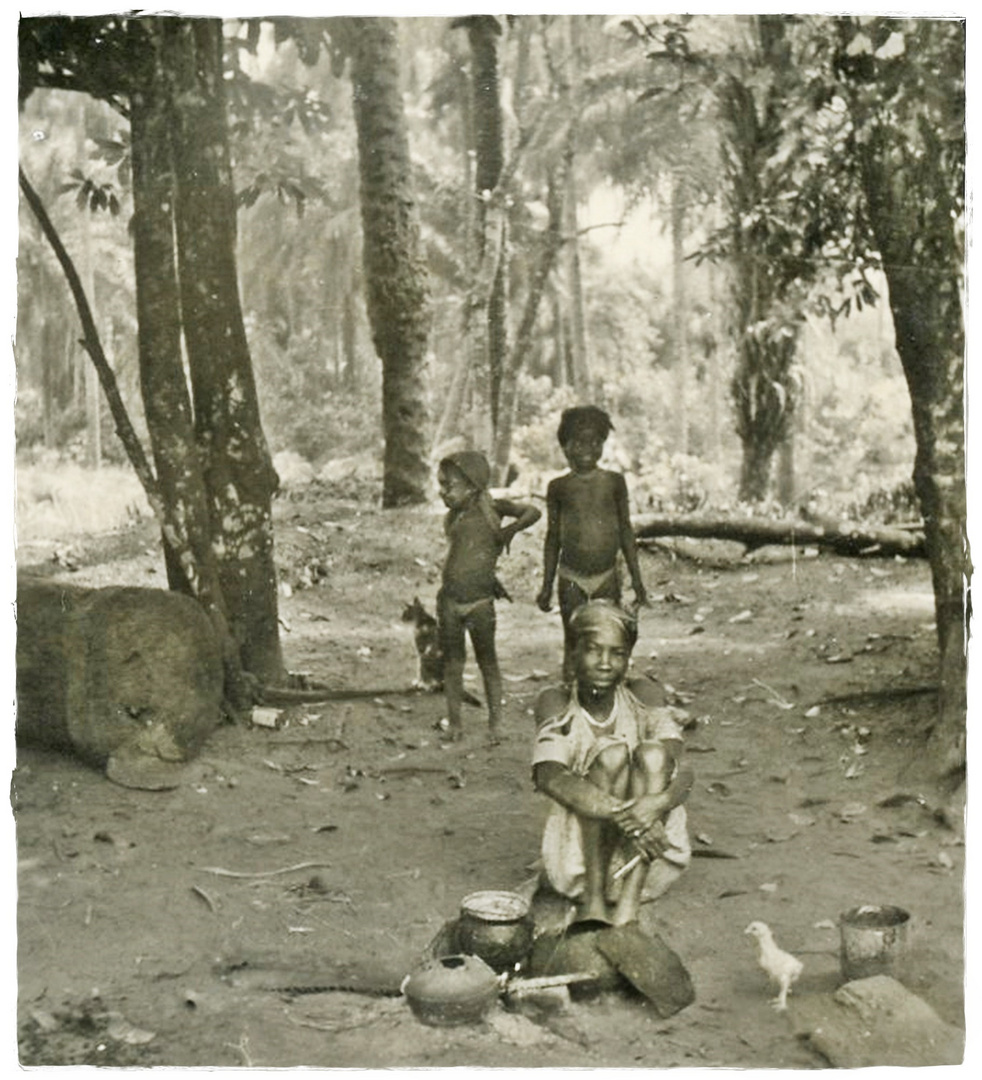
791 974 964 1067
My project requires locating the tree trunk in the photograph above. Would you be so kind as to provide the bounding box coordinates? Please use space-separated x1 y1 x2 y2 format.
466 15 507 432
671 173 689 455
162 18 284 683
841 23 968 781
345 16 430 506
737 430 776 505
128 19 237 663
492 155 568 480
341 286 358 391
776 429 795 508
875 254 965 779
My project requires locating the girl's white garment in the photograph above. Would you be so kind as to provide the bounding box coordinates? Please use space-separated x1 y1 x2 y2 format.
533 683 690 900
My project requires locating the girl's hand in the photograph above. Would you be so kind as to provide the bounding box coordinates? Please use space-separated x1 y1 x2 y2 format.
536 588 553 612
636 821 669 859
611 800 646 836
632 792 671 829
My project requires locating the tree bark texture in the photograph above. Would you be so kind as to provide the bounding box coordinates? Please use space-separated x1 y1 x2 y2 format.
162 17 284 682
838 17 968 779
718 18 802 504
563 15 589 395
492 148 569 480
671 173 690 456
858 156 967 776
345 16 431 507
466 16 508 430
126 19 250 708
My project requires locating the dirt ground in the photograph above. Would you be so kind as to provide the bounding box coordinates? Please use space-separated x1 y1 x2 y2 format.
11 480 967 1068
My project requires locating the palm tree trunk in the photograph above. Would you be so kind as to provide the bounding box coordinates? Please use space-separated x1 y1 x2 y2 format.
344 16 430 506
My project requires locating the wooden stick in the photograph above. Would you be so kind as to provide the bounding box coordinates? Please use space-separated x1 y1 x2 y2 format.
197 861 332 879
613 853 645 881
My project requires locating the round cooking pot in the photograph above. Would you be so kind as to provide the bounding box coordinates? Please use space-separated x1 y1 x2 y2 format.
457 890 535 973
402 954 500 1027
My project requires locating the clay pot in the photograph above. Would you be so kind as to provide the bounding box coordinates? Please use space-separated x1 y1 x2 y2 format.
402 955 500 1027
457 890 535 973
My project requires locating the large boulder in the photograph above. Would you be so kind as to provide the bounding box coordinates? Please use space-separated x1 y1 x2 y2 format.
16 578 225 789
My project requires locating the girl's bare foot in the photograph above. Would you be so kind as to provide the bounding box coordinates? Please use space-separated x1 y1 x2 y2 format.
574 897 612 926
487 725 502 747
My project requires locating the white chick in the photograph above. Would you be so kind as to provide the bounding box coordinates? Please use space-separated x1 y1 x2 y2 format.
745 920 803 1011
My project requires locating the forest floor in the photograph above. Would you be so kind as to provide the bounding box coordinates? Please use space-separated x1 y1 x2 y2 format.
11 477 968 1069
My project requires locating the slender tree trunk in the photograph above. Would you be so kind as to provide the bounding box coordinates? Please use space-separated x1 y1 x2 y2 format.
128 25 228 610
465 16 507 433
671 174 689 455
341 286 358 391
163 17 284 683
344 16 430 506
563 15 589 394
492 156 568 479
75 97 102 469
19 168 158 509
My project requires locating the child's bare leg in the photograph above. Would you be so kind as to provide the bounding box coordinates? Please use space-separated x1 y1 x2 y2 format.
438 597 466 740
469 603 502 744
577 744 631 923
558 579 585 684
442 655 465 739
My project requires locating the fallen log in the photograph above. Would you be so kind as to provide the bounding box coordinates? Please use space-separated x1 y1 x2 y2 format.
16 577 225 788
633 514 925 559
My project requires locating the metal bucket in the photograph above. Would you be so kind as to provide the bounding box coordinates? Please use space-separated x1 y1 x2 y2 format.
839 904 910 981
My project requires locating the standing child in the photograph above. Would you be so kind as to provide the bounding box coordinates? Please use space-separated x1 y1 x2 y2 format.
437 451 541 745
536 406 647 681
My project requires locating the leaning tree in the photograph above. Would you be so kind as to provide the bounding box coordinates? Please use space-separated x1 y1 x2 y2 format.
19 14 285 689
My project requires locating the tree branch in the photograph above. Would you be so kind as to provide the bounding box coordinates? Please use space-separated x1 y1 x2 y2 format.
19 167 161 509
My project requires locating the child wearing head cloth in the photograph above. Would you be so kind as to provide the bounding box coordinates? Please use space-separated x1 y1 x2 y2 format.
437 451 540 745
532 600 692 926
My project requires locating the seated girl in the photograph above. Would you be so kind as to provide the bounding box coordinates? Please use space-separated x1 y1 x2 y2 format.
532 601 692 927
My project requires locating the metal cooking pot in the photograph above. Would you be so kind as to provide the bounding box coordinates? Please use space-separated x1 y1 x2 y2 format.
457 890 535 973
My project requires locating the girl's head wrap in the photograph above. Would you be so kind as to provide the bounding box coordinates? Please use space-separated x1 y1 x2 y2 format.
568 600 638 652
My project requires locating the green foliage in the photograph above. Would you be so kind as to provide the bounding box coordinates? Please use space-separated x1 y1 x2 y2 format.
58 169 122 215
16 13 932 535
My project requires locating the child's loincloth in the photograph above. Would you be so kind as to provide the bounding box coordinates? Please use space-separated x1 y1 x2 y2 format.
437 591 497 659
557 565 621 627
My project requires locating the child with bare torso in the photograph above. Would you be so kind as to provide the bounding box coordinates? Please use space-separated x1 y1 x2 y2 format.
536 406 647 681
437 451 540 745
